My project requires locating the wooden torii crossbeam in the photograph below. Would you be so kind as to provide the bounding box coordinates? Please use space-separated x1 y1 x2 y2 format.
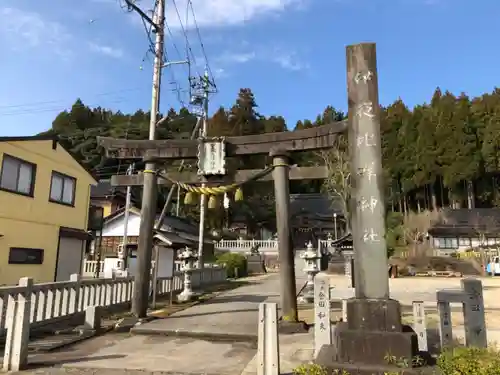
97 101 347 329
98 120 347 160
110 166 329 186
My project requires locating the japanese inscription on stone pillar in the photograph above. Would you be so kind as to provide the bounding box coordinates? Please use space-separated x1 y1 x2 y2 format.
461 279 487 348
314 275 331 357
347 43 389 300
437 301 452 348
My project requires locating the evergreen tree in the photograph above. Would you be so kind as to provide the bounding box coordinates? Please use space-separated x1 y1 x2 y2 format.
41 85 500 229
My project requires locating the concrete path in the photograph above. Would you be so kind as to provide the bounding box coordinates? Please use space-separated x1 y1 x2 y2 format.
52 264 311 375
18 331 314 375
131 257 309 341
131 273 284 341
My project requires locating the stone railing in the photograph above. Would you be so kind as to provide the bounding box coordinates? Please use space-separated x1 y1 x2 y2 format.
0 265 226 338
215 239 278 253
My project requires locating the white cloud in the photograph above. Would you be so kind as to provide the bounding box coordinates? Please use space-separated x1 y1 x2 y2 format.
219 52 256 63
213 67 228 78
88 42 125 59
216 46 307 72
0 6 126 61
166 0 305 29
269 51 307 71
0 7 72 56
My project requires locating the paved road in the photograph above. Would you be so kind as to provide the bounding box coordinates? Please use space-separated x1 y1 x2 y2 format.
130 255 309 340
14 263 500 374
16 331 314 375
131 273 283 340
19 258 312 375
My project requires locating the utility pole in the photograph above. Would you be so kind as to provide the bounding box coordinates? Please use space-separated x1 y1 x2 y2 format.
120 163 134 271
125 0 165 318
197 68 210 269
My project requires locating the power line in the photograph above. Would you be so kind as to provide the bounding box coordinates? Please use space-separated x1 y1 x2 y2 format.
171 0 198 71
186 0 216 89
0 87 148 111
0 86 186 117
0 99 130 117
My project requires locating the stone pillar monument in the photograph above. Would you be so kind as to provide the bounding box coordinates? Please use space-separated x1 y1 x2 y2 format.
315 43 418 373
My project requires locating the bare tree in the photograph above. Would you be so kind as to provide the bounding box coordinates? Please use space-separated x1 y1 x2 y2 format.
318 134 351 231
472 213 497 275
403 210 442 257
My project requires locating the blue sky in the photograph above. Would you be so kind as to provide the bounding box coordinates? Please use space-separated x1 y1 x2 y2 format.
0 0 498 136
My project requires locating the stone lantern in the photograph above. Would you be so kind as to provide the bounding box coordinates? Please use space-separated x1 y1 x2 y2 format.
299 241 321 303
326 232 333 249
177 246 199 302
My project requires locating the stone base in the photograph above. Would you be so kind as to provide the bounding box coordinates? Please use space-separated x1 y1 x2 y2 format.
278 320 309 334
345 298 402 331
316 298 421 371
298 294 314 304
316 348 436 375
247 254 267 274
177 290 198 303
331 322 418 365
114 316 156 333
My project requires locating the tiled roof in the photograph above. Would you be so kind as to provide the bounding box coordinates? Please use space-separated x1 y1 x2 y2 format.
290 193 343 218
429 208 500 236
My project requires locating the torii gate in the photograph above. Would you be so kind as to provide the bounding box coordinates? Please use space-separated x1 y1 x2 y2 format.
98 117 347 327
100 42 406 370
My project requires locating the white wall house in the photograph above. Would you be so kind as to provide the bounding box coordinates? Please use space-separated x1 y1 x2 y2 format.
428 208 500 253
431 236 500 252
93 207 212 256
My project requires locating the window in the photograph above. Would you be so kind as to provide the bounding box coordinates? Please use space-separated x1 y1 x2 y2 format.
0 154 36 196
459 237 471 247
433 237 458 249
50 172 76 205
8 248 44 264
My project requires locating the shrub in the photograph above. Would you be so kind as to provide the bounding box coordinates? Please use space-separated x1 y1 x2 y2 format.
293 364 328 375
437 346 500 375
293 347 500 375
216 252 247 278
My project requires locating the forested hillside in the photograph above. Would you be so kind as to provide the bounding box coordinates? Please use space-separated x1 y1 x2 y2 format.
40 86 500 227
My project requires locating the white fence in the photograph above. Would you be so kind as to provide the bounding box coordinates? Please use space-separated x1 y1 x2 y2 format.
82 260 185 277
0 265 226 338
216 239 278 253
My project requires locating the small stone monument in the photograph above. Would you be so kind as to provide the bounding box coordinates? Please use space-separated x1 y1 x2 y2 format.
299 241 321 303
314 274 331 357
177 246 198 302
247 243 266 274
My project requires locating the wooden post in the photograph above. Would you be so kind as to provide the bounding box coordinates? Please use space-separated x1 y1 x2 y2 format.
412 301 428 351
257 302 280 375
347 43 389 300
133 168 158 317
131 0 165 318
271 150 298 322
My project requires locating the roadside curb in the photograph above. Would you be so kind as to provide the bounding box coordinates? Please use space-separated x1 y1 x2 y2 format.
130 326 258 345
